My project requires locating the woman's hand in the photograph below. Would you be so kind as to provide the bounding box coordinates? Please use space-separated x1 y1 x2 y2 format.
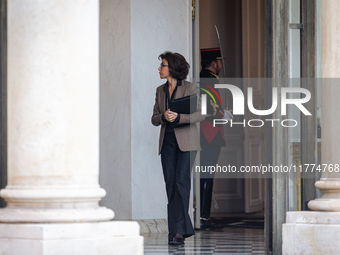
164 109 178 123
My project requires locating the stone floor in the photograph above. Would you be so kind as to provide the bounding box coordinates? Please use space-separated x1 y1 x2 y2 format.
143 227 265 254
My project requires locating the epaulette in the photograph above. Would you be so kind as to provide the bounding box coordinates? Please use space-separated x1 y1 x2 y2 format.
209 72 219 79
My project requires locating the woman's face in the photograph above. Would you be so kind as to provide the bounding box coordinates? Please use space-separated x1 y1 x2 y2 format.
158 59 170 79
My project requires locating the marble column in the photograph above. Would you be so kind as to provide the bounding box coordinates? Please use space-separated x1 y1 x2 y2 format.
283 1 340 254
0 0 113 224
307 0 340 212
0 1 143 254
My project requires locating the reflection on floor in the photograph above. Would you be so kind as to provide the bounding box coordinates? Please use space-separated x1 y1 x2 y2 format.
213 217 264 229
143 227 265 254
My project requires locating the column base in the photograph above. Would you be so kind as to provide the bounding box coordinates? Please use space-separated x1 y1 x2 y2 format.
307 180 340 211
0 207 114 223
308 199 340 211
283 211 340 254
0 221 143 255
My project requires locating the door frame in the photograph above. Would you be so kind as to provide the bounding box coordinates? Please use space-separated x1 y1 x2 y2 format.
0 0 7 209
192 0 201 229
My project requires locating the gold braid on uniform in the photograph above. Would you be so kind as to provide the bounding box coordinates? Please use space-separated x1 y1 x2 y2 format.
209 72 219 79
210 99 219 116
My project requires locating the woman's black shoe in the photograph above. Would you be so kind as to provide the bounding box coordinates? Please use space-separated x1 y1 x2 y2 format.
168 237 184 245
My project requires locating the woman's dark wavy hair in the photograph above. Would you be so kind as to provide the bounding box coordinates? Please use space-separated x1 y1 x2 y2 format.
158 51 190 80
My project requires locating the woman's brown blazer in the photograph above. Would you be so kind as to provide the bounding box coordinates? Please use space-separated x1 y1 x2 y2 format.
152 80 205 155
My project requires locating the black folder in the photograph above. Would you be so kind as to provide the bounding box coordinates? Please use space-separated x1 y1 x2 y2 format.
169 94 198 114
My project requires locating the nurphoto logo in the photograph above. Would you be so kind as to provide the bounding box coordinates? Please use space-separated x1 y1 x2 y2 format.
200 84 312 128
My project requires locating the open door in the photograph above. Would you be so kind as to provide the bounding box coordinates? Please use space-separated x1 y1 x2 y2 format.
242 0 265 213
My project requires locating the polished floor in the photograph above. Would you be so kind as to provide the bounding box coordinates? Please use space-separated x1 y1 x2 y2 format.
143 227 265 255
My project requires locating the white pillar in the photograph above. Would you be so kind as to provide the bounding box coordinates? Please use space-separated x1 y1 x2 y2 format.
307 0 340 212
0 1 142 254
0 0 113 223
283 1 340 254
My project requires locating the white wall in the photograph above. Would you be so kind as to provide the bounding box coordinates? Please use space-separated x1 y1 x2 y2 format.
99 0 132 219
99 0 191 220
130 0 190 220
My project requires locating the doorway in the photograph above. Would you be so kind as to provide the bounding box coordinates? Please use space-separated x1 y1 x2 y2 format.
197 0 266 219
194 0 268 235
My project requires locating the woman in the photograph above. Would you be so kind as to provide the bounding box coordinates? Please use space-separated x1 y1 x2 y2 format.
151 51 204 245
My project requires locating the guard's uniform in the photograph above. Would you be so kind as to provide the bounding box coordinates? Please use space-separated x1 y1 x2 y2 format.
199 48 225 229
200 68 226 147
